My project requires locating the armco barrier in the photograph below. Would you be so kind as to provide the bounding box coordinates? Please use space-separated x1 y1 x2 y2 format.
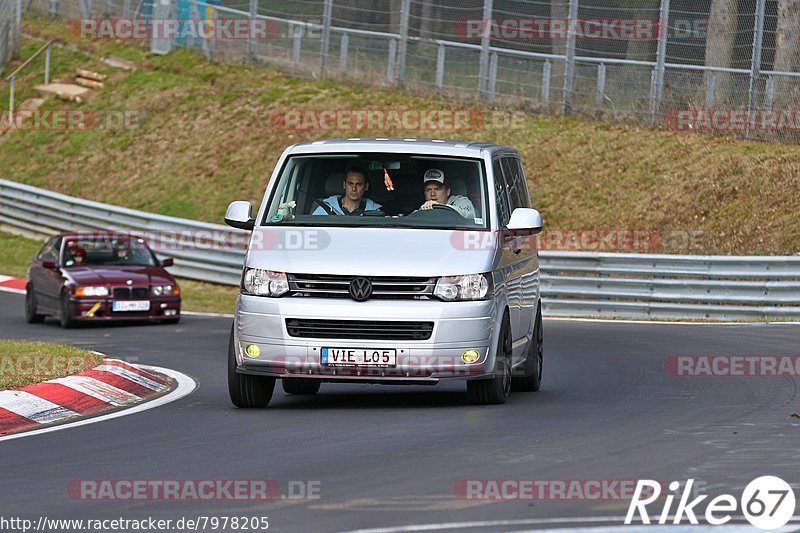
2 179 800 321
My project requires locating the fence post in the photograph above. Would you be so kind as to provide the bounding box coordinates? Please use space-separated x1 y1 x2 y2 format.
562 0 578 114
477 0 493 97
44 45 51 85
746 0 766 134
488 51 498 104
319 0 333 76
435 43 445 91
765 75 774 114
649 0 670 124
338 33 348 73
386 39 397 83
596 63 605 107
8 77 14 128
292 25 301 66
395 0 410 87
122 0 130 18
541 60 551 109
248 0 257 63
105 0 113 15
705 72 716 108
13 0 21 59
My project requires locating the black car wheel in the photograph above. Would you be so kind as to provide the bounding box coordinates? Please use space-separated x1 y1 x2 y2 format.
512 304 543 392
228 327 275 408
59 291 75 329
25 285 46 324
467 314 512 405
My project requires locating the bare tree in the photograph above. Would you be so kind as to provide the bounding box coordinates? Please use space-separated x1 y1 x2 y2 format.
772 0 800 104
704 0 738 105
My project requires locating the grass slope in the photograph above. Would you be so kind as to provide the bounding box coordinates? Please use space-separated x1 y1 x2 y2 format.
2 17 800 255
0 339 102 390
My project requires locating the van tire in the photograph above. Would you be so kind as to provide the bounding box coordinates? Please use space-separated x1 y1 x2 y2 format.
467 316 511 405
282 378 321 395
228 328 275 408
512 304 543 392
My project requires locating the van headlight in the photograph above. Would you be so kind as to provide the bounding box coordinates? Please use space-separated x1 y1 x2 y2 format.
242 268 289 297
434 274 491 301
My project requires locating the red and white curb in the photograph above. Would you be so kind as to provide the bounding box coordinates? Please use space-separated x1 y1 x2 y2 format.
0 275 26 295
0 356 173 436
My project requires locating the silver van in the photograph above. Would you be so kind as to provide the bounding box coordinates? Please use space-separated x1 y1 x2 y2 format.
224 139 543 406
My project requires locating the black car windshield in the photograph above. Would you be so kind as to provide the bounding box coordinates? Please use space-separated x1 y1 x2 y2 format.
262 153 488 230
62 237 158 267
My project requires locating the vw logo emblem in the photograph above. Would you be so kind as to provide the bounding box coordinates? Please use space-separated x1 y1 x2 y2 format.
349 277 373 302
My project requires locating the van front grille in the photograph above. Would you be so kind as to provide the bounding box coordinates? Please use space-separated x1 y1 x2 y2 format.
288 274 434 299
286 319 434 340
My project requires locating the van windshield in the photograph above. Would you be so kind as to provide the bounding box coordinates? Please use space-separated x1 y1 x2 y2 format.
262 154 488 230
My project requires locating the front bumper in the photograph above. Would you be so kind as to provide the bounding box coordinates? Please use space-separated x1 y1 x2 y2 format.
69 296 181 321
233 294 500 383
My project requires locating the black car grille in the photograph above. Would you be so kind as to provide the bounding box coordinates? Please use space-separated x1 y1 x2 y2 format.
286 319 434 340
113 287 149 299
288 274 435 299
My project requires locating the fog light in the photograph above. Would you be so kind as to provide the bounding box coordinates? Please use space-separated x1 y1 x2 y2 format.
245 344 261 358
461 349 480 364
163 309 177 316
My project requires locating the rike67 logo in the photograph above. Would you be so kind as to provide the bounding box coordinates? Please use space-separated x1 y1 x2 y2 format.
626 477 796 530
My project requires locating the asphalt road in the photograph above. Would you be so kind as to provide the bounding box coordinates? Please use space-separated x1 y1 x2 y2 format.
0 290 799 532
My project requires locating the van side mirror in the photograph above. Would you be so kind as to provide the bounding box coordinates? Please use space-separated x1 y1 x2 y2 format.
161 258 174 267
505 208 543 235
42 259 56 269
225 201 255 231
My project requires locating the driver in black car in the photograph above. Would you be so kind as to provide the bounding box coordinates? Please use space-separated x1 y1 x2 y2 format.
419 168 476 219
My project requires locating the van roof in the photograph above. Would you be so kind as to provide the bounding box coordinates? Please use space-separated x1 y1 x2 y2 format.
286 138 519 157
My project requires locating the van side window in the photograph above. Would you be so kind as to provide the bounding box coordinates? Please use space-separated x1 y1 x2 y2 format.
502 157 529 210
493 160 511 226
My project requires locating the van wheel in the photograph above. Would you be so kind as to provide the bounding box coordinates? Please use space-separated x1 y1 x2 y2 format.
228 327 275 408
25 285 45 324
512 305 543 392
467 316 511 405
59 291 75 329
282 378 321 395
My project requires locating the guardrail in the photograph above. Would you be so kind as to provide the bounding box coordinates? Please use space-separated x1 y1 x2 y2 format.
2 178 800 321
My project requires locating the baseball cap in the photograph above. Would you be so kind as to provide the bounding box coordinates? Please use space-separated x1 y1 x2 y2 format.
423 168 447 185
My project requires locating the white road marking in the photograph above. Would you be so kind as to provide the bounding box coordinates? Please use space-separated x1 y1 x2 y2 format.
0 365 197 442
0 390 78 423
342 517 800 533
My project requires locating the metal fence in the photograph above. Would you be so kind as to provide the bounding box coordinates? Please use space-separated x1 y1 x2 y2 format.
23 0 800 141
3 178 800 321
0 0 22 73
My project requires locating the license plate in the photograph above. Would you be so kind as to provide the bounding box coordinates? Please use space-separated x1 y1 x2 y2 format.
321 348 396 367
112 300 150 312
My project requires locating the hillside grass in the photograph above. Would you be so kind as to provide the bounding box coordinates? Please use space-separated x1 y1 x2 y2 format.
0 339 102 390
2 16 800 255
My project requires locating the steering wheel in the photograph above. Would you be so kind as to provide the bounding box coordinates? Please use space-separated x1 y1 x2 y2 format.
432 203 458 212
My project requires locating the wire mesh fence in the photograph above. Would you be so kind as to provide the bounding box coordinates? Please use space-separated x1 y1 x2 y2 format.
19 0 800 141
0 0 21 74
